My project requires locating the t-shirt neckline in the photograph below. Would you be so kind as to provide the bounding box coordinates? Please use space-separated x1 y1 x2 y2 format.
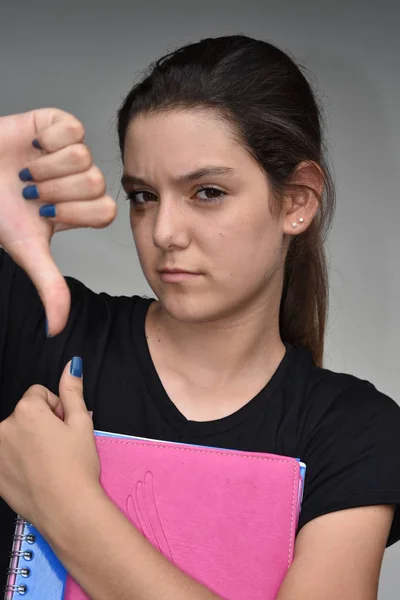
132 296 294 437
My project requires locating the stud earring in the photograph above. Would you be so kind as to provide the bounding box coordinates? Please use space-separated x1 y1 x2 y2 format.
292 217 305 229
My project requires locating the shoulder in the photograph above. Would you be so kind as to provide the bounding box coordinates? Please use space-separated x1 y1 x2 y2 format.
39 279 154 408
294 346 400 469
288 345 400 547
52 277 154 367
0 247 148 325
290 344 400 429
63 275 153 329
65 275 141 309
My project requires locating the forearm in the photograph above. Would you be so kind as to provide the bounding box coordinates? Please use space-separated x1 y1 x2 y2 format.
42 487 222 600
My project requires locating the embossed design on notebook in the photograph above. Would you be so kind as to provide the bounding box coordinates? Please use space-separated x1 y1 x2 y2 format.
126 470 174 563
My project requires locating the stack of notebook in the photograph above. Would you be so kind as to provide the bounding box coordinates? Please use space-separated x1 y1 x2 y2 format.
5 430 306 599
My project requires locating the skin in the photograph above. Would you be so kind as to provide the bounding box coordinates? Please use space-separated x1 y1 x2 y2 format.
0 108 395 599
123 109 318 420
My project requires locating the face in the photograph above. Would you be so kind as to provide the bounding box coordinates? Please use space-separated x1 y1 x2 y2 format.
122 109 288 323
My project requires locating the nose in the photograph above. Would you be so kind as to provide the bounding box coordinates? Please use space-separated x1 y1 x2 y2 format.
152 197 191 251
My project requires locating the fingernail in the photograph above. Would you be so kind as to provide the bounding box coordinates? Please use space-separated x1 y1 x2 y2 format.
19 168 33 182
22 184 39 200
39 204 56 218
45 316 52 338
70 356 83 378
32 139 42 149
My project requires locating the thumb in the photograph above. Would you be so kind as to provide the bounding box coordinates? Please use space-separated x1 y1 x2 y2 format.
8 236 71 337
58 357 87 423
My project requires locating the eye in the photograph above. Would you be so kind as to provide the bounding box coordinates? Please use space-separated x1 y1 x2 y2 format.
195 186 226 203
126 190 158 205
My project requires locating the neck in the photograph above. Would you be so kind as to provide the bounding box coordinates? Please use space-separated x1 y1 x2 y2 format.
146 291 286 391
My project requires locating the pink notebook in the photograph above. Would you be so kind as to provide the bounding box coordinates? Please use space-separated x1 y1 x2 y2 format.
66 432 305 600
6 431 305 600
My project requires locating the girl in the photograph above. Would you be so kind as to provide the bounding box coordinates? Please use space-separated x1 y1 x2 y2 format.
0 35 400 599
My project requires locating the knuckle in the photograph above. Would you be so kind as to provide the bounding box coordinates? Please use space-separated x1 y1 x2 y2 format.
70 144 92 168
104 197 118 220
26 384 47 396
14 399 28 416
30 162 44 181
86 167 106 195
40 179 58 199
97 198 117 226
14 395 36 416
63 384 80 396
67 119 85 141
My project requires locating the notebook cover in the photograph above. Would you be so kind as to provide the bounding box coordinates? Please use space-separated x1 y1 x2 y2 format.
5 432 305 600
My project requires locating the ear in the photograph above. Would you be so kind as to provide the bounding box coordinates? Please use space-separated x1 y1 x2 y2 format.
282 161 323 236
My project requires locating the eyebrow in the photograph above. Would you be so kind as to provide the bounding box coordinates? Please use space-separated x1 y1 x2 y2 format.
121 166 237 187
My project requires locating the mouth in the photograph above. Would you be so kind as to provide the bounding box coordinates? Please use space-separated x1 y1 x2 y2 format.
158 268 203 283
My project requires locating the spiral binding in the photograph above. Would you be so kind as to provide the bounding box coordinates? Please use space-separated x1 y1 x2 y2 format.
4 517 36 598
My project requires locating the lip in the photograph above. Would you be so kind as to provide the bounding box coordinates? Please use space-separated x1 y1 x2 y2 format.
158 268 203 283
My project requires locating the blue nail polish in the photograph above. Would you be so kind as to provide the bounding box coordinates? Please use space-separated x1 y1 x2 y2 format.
32 139 42 149
19 168 33 182
39 204 56 218
70 356 83 378
22 185 39 200
44 317 52 338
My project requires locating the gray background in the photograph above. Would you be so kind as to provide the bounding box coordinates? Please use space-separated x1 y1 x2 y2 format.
0 0 398 596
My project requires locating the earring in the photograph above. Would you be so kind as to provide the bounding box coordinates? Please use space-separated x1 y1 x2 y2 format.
292 217 305 229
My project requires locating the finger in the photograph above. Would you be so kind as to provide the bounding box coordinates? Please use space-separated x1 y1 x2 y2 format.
7 236 71 337
39 196 117 229
33 112 85 153
23 144 93 182
58 358 89 423
42 391 64 420
23 165 106 204
53 401 65 420
22 384 64 420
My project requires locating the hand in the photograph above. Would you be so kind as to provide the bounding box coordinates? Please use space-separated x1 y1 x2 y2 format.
0 109 117 335
0 358 101 530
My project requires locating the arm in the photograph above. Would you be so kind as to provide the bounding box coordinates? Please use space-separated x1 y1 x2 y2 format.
44 486 222 600
42 493 394 600
277 505 394 600
0 364 395 600
0 110 116 336
0 362 222 600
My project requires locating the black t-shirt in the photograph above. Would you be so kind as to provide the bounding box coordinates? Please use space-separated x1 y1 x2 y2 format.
1 248 400 590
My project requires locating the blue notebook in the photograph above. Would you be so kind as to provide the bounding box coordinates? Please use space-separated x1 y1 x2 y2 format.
5 431 306 599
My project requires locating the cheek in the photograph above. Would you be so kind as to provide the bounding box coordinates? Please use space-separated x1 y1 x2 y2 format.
130 217 154 264
208 215 282 296
130 209 151 240
208 209 277 273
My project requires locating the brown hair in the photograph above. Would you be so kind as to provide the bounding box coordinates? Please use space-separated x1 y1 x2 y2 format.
117 35 335 366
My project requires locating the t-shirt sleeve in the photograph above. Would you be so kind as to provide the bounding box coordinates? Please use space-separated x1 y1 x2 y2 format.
297 378 400 547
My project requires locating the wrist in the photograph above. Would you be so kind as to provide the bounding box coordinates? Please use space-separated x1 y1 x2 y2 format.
38 482 107 552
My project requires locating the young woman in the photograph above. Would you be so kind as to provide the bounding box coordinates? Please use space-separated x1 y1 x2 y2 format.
0 35 399 599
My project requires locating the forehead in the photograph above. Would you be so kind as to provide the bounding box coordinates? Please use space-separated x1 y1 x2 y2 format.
123 108 245 171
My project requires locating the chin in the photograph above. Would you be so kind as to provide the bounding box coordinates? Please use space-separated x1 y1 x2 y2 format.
162 295 214 324
153 286 229 324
